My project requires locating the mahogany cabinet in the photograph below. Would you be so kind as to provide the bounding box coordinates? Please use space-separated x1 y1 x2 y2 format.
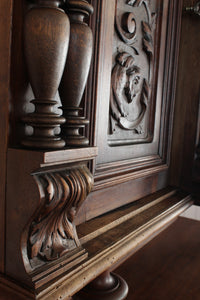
0 0 199 299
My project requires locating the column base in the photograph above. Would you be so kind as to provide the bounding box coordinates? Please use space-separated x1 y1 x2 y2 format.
74 271 129 300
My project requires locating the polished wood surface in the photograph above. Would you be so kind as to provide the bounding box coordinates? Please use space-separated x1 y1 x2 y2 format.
115 217 200 300
170 0 200 190
76 0 183 223
22 0 69 149
5 147 97 291
0 0 13 273
0 0 199 299
59 0 93 146
74 271 128 300
2 187 192 299
1 217 200 299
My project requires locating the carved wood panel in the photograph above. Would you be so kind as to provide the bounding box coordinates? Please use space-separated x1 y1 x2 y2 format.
76 0 183 223
88 0 169 166
109 0 156 145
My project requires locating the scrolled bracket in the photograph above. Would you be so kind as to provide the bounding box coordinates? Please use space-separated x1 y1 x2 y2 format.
22 165 93 271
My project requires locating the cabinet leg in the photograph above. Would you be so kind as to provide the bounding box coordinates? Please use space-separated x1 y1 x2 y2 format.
74 270 128 300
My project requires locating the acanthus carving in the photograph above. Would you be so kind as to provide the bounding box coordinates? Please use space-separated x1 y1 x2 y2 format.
23 165 93 268
109 0 156 140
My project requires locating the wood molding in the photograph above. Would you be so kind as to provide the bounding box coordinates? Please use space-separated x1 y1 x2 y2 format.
0 0 13 273
94 164 168 191
2 188 192 299
0 275 34 300
78 187 177 244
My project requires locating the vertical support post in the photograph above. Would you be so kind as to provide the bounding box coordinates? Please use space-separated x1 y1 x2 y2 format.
22 0 70 149
59 0 93 146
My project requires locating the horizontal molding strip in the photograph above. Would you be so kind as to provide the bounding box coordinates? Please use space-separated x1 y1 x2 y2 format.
0 188 193 300
93 164 168 191
37 188 193 299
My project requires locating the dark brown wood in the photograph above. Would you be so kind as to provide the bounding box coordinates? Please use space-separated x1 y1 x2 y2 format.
22 0 70 149
77 187 177 242
78 0 184 223
115 217 200 300
2 186 192 299
77 166 169 224
192 95 200 197
185 0 200 15
0 0 13 273
59 0 93 147
170 0 200 192
1 0 199 299
74 271 128 300
5 148 96 290
22 166 93 271
109 0 156 143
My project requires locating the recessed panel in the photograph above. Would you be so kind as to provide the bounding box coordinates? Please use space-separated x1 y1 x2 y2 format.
108 0 157 146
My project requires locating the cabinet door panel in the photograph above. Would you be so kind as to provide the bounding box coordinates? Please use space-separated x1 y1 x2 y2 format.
76 0 182 223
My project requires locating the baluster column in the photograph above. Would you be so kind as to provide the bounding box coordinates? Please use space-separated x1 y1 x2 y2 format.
22 0 70 149
59 0 93 147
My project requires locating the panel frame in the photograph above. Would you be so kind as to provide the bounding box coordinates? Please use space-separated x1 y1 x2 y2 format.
87 0 182 182
77 0 183 223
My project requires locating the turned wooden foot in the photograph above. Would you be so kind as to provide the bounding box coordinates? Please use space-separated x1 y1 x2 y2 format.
74 271 128 300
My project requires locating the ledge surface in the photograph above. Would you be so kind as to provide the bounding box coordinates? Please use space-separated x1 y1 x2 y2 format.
8 147 98 168
0 187 193 299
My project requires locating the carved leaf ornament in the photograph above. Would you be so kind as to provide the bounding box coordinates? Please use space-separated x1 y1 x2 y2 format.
28 166 93 263
110 0 156 135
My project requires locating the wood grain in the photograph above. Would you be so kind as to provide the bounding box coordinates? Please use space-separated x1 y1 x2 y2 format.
77 0 184 223
22 0 69 149
5 147 96 287
2 187 192 299
170 0 200 190
0 0 13 273
59 0 93 147
115 217 200 300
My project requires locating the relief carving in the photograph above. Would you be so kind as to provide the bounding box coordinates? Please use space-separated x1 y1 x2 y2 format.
115 12 137 46
22 165 93 270
109 0 156 143
110 52 149 133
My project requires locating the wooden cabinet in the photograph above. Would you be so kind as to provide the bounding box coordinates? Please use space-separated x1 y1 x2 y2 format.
77 0 184 224
0 0 199 299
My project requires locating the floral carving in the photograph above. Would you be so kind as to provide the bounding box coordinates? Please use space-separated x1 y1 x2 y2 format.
27 166 93 263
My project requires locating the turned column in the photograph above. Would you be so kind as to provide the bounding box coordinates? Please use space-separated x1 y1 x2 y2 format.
74 270 129 300
59 0 93 147
22 0 70 149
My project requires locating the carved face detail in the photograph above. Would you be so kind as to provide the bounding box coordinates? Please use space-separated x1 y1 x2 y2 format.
125 69 140 103
115 52 140 105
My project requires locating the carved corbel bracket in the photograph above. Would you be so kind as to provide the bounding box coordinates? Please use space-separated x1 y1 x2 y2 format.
21 164 93 274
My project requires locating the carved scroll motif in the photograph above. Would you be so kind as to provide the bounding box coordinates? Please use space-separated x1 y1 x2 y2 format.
25 166 93 266
109 0 156 139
